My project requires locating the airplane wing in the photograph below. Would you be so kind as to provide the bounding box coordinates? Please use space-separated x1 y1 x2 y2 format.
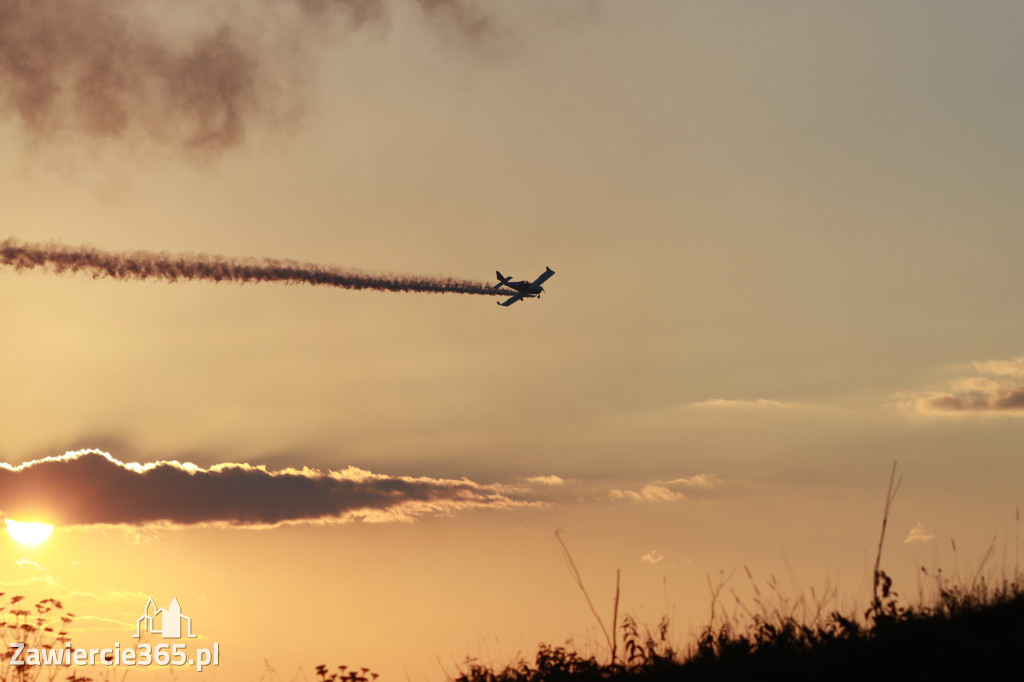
498 292 526 307
531 266 555 287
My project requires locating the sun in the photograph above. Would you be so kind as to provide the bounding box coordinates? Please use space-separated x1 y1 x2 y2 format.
5 519 54 545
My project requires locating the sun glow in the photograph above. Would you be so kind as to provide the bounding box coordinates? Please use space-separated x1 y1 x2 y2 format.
5 519 54 545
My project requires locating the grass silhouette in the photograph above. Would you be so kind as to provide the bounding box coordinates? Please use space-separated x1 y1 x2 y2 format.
439 462 1024 682
314 664 379 682
441 552 1024 681
0 594 76 681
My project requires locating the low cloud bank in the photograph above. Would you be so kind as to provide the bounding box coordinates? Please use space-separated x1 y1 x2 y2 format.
0 450 529 527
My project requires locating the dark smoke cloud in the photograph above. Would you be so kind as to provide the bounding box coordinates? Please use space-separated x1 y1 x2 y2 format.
0 0 490 153
412 0 494 42
0 450 529 527
0 239 506 296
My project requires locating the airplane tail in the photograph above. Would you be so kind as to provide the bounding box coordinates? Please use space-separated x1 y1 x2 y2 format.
494 271 512 289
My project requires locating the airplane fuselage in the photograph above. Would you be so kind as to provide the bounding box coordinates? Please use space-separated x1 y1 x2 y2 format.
501 281 544 296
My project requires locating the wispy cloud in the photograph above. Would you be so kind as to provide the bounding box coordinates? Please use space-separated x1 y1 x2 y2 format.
610 485 683 503
66 589 151 603
69 614 138 634
904 522 935 544
0 450 537 528
665 474 719 489
903 357 1024 414
972 358 1024 378
15 558 44 570
1 558 57 589
689 398 802 409
608 474 722 504
526 475 565 486
641 550 664 565
0 575 59 588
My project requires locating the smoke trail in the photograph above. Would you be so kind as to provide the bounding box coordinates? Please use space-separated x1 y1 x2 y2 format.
0 0 494 153
0 239 506 296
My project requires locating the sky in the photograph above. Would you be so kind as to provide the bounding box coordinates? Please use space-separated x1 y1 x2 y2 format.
1 0 1024 679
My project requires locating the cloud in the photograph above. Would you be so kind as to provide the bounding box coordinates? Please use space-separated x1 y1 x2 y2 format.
904 522 935 544
526 475 565 486
66 589 151 603
15 558 44 570
972 358 1024 378
689 398 801 409
609 484 683 503
70 615 138 634
904 357 1024 414
608 474 722 504
0 574 58 589
1 557 57 589
641 550 664 565
666 474 719 489
0 449 535 528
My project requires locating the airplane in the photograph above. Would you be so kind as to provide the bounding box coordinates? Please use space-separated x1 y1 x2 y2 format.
494 266 555 307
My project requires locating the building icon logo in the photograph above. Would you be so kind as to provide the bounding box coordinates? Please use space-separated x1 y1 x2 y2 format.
134 597 197 639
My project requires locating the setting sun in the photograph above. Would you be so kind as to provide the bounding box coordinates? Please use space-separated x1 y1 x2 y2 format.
5 519 54 546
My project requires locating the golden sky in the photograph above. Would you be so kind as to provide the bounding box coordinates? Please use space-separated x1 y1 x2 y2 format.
1 1 1023 679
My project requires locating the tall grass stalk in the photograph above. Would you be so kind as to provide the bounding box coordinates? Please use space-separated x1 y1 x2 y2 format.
1016 506 1020 583
554 530 620 663
870 460 901 617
